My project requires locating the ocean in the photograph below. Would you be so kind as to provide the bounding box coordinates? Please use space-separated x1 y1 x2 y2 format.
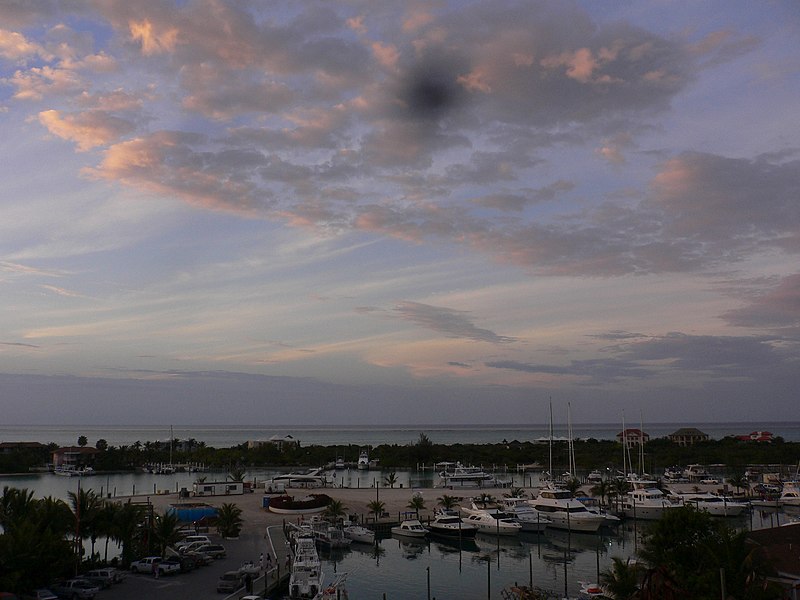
2 422 799 448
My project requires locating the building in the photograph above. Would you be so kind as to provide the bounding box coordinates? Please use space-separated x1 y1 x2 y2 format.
192 480 244 497
747 523 800 598
667 428 710 446
736 430 774 443
52 446 101 469
616 428 650 446
0 441 46 454
247 434 300 451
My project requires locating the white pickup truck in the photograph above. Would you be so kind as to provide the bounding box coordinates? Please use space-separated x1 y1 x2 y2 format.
129 556 181 576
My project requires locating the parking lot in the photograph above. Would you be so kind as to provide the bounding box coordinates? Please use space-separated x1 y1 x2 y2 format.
89 529 276 600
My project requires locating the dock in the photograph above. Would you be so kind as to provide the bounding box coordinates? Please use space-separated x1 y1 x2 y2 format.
225 525 291 600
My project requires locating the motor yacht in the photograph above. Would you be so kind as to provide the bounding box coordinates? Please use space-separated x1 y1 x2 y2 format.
391 519 429 538
439 463 500 488
620 481 679 520
357 451 369 470
670 492 748 517
428 509 479 538
497 497 550 532
460 506 522 536
528 488 605 532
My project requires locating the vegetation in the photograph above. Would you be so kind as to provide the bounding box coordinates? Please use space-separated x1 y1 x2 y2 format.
152 511 183 556
323 499 347 520
216 503 244 538
367 499 385 519
407 495 426 517
437 494 459 509
383 471 398 488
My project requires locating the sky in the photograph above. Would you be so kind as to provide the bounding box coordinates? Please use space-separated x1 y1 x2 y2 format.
1 0 799 426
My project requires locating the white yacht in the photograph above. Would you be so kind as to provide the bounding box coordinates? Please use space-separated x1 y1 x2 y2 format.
779 482 800 507
391 519 429 538
439 463 499 488
289 527 324 599
271 468 331 488
620 481 679 520
460 506 522 536
528 488 605 532
357 451 369 470
342 524 375 544
428 509 479 538
670 492 748 517
497 497 550 532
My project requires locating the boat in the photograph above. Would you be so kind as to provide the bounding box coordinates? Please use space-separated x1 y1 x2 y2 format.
670 492 749 517
342 524 375 544
289 526 324 599
357 451 369 470
619 481 679 520
334 458 345 470
528 488 605 532
427 509 479 538
578 581 609 598
268 494 331 515
497 497 550 532
575 497 621 526
779 482 800 507
53 465 95 477
390 519 429 538
271 468 331 488
321 572 348 600
586 470 603 484
683 464 713 482
310 518 351 549
438 463 500 488
460 506 522 536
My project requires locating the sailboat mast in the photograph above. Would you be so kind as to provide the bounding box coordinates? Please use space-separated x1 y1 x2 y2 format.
621 410 628 477
548 398 553 483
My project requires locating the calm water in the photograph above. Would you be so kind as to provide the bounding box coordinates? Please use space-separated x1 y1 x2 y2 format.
2 422 799 447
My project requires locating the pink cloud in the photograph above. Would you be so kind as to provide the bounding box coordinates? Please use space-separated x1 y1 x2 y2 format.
39 109 135 151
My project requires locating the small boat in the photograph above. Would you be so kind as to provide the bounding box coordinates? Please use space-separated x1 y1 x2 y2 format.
428 509 479 538
578 581 609 598
268 494 331 515
460 506 522 536
342 524 375 544
779 482 800 507
334 458 345 470
391 519 429 538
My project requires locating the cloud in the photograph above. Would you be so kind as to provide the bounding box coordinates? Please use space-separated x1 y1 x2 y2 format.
393 300 516 343
722 273 800 329
39 109 135 150
0 28 52 63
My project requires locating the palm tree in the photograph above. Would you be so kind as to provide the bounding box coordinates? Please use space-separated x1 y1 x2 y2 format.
383 472 398 489
367 500 385 520
437 494 459 510
727 473 749 497
475 492 496 508
590 480 612 507
503 487 527 499
407 495 426 517
0 486 37 530
216 503 244 538
323 499 347 521
601 557 641 600
228 465 247 482
112 501 145 567
152 510 183 556
68 488 102 560
564 477 583 496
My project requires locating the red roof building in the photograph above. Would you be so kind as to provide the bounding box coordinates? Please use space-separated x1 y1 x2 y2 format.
52 446 101 468
736 430 774 443
616 428 650 446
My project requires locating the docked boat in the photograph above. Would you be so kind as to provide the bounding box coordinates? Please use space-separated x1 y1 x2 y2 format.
310 518 351 549
342 524 375 544
576 497 621 526
460 506 522 536
289 526 324 599
528 488 605 532
391 519 429 538
670 492 748 517
779 482 800 507
428 509 479 538
586 470 603 484
268 494 331 515
53 465 94 476
439 463 500 488
357 451 369 470
497 497 550 532
620 482 679 520
271 468 331 489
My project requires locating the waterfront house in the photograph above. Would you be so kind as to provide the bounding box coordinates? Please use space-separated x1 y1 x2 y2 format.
667 428 709 446
616 428 649 446
736 430 774 443
52 446 101 469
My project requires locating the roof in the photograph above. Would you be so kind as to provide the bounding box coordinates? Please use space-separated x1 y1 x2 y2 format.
747 523 800 578
0 441 45 449
53 446 101 454
616 428 648 436
669 428 708 436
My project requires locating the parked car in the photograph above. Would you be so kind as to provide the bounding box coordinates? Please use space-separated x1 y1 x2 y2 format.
176 535 212 549
129 556 180 576
184 551 212 566
80 570 112 589
161 556 193 573
86 568 124 584
50 579 100 600
216 571 244 593
176 540 209 553
22 590 57 600
196 543 226 559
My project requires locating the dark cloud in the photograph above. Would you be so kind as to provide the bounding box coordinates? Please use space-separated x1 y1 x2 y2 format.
393 301 516 344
